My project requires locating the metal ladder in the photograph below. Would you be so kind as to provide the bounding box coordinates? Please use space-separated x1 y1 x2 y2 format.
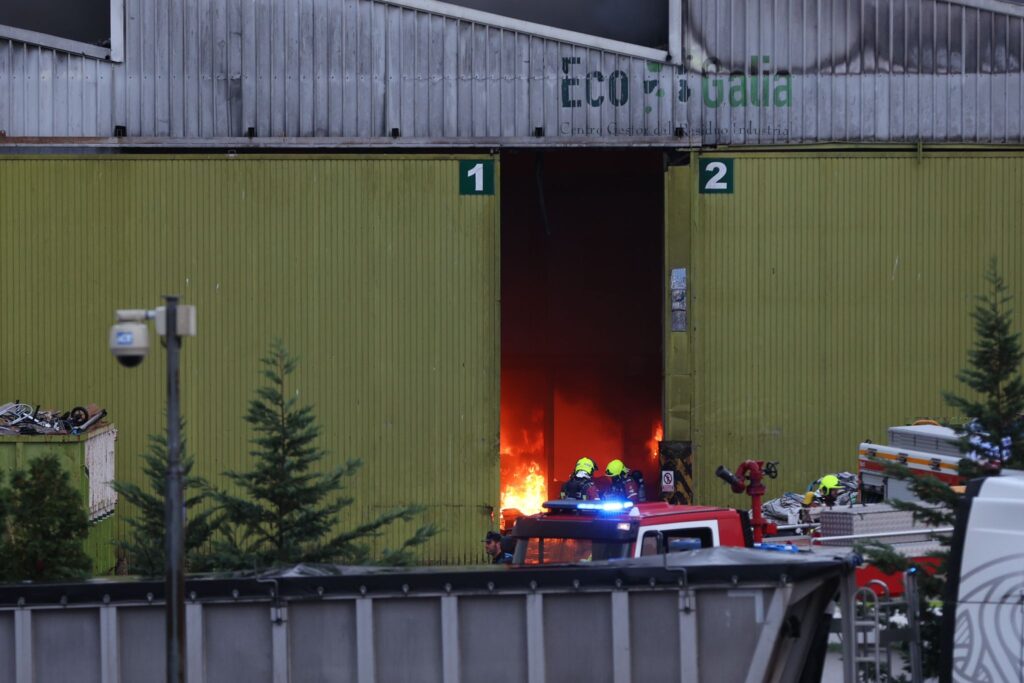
848 572 923 682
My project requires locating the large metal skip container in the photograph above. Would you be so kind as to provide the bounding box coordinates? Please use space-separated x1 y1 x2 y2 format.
0 547 857 682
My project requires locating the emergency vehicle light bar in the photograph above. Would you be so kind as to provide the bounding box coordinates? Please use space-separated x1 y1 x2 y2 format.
542 500 634 513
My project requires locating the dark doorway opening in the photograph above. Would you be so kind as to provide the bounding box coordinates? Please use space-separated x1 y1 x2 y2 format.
499 150 664 526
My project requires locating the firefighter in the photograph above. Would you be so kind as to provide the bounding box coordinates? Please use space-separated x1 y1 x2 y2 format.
804 473 856 508
604 459 647 503
560 457 601 500
816 474 843 507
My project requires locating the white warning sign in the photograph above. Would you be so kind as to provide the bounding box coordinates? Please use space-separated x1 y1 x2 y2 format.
660 470 674 493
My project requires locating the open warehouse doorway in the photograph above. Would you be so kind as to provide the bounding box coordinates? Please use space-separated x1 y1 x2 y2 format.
499 150 664 529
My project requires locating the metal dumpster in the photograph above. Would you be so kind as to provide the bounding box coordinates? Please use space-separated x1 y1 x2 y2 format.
0 546 857 682
0 425 118 573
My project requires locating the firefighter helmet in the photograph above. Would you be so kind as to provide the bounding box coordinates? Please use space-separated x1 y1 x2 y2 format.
605 459 626 477
819 474 841 492
574 457 597 476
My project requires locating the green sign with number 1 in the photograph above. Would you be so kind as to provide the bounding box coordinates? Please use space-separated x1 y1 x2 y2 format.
459 160 495 195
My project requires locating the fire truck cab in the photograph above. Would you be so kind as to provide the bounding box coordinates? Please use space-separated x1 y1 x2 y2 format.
509 499 753 565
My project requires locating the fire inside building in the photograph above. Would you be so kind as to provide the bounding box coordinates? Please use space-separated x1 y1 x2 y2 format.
498 150 664 527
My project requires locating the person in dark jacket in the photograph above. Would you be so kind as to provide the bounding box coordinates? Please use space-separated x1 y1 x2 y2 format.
483 531 513 564
560 457 601 500
604 459 647 503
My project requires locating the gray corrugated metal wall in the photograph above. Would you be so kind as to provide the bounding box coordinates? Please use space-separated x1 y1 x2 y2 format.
0 155 500 566
3 0 1024 144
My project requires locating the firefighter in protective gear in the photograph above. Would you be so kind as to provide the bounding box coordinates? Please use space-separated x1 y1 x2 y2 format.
560 457 601 500
802 473 855 508
604 459 647 503
816 474 843 507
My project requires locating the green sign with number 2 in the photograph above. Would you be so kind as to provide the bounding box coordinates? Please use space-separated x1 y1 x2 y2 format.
698 158 734 194
459 160 495 195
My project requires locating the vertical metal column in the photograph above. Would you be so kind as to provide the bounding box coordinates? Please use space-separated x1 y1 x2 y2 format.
839 571 857 683
271 605 289 683
186 602 205 683
441 596 461 683
14 610 32 683
526 593 546 683
164 295 186 683
904 569 923 683
668 0 683 65
610 592 632 683
356 599 375 683
100 605 120 683
678 589 699 683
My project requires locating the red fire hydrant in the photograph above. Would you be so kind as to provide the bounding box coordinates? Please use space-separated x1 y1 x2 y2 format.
716 460 779 543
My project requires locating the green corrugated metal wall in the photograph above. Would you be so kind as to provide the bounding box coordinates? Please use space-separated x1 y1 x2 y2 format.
666 151 1024 507
0 155 500 566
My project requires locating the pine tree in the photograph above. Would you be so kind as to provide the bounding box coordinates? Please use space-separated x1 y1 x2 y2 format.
943 259 1024 471
860 259 1024 677
210 340 438 570
111 424 219 575
0 455 91 581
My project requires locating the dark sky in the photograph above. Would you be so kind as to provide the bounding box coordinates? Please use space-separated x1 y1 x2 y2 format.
446 0 668 49
0 0 110 47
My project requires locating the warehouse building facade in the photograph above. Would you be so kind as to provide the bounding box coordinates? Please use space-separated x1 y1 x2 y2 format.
2 0 1024 564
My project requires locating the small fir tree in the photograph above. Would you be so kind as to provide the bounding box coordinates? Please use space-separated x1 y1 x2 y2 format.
0 455 91 581
860 259 1023 677
210 340 437 569
111 424 219 575
942 260 1024 472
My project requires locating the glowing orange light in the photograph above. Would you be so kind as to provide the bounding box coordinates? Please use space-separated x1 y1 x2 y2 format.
500 461 548 516
646 421 664 463
500 422 547 517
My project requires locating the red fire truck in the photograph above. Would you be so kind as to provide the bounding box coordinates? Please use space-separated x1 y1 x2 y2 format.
509 499 753 564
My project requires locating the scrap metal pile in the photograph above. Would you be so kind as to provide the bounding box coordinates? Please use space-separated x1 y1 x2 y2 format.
0 402 108 436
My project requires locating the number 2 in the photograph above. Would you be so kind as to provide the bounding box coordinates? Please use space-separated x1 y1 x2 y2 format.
705 161 728 190
467 163 484 192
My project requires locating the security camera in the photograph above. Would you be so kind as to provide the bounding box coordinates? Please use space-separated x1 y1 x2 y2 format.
109 321 150 367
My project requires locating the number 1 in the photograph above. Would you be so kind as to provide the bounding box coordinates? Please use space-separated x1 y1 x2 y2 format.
467 163 484 192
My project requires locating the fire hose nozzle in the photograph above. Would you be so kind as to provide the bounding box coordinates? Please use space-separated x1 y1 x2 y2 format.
715 465 741 489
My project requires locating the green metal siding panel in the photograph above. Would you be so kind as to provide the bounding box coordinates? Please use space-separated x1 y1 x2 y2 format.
663 163 695 442
669 152 1024 507
0 156 500 566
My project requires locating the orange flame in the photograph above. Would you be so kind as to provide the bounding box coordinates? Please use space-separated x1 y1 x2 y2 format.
500 461 548 515
646 421 664 463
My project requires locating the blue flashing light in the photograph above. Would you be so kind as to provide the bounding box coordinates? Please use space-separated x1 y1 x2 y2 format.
754 542 801 554
541 499 634 513
576 500 634 513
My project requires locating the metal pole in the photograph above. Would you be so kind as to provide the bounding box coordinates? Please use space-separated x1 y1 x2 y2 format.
905 569 924 683
839 568 857 683
164 295 186 683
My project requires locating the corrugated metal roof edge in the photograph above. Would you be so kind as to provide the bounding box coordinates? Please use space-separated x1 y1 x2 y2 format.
8 138 1024 155
0 136 701 151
